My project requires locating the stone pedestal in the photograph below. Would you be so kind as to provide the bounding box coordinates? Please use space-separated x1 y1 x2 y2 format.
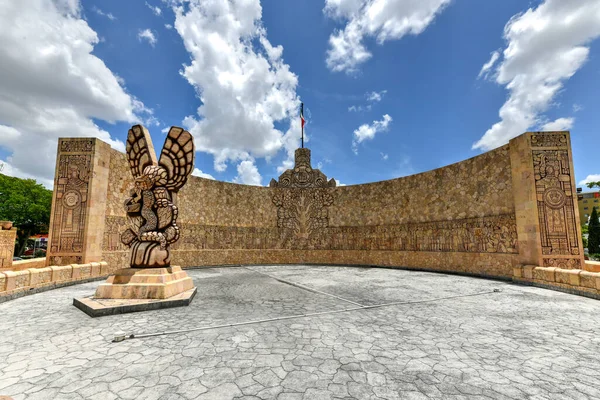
95 266 193 299
74 266 196 317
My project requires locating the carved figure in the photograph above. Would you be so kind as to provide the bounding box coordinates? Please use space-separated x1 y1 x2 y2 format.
121 125 195 267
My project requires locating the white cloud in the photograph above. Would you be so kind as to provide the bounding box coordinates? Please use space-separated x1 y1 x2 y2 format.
541 117 574 131
191 168 215 180
349 89 387 112
138 29 157 46
0 0 150 188
92 6 116 21
233 159 262 186
381 152 388 160
352 114 392 154
324 0 451 73
366 90 387 102
0 159 54 188
334 179 347 187
478 50 499 79
573 103 583 112
171 0 301 176
145 1 162 16
473 0 600 151
165 23 173 30
579 174 600 186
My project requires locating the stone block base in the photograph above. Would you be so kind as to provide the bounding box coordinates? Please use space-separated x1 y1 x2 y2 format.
73 287 197 317
94 266 194 299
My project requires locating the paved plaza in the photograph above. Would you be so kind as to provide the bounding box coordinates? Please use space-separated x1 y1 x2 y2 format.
1 265 600 400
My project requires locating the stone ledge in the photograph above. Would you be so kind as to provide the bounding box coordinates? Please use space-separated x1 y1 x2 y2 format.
513 265 600 300
0 275 108 304
585 261 600 273
0 261 112 300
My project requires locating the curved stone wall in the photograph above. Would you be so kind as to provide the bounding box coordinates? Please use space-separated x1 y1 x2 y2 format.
46 131 585 283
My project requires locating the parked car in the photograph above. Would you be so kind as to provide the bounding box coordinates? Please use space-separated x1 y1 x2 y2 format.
22 248 46 257
12 257 23 261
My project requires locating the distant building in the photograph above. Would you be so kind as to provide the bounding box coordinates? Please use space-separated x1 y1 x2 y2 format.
577 190 600 225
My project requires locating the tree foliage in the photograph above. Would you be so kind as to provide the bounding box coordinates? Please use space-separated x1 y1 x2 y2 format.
588 207 600 254
0 174 52 256
586 181 600 189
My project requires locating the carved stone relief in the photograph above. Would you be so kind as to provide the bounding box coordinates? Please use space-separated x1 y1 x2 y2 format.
531 133 569 148
270 148 336 248
533 150 579 256
48 139 94 266
531 132 581 269
542 258 581 269
164 214 518 253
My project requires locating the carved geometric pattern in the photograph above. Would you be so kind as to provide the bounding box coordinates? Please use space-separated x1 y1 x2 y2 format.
530 133 568 148
171 214 518 253
60 139 94 153
543 258 581 269
121 125 195 268
533 149 579 257
49 139 93 264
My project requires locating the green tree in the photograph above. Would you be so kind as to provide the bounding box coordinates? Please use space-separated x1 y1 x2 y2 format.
0 174 52 256
587 182 600 189
589 207 600 254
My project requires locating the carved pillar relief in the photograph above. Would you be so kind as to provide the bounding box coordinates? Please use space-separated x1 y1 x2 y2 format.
48 140 94 265
530 133 583 269
48 138 111 266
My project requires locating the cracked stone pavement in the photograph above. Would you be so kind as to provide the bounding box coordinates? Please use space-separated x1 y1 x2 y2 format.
1 265 600 399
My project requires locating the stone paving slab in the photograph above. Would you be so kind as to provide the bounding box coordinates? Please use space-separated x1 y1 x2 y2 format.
1 265 600 399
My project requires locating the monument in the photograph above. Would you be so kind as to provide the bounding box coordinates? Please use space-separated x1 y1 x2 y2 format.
74 125 197 317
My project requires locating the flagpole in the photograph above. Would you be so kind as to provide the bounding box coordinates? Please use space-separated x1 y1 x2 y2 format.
300 103 304 148
301 102 304 148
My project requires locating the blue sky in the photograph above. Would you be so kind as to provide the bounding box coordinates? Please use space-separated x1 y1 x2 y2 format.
0 0 599 190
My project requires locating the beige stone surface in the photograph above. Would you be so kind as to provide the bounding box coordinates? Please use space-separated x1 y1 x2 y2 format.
28 267 52 287
94 266 194 299
50 265 72 282
9 257 46 271
584 260 600 272
514 265 600 298
4 270 30 291
0 272 6 292
0 229 16 270
0 262 110 297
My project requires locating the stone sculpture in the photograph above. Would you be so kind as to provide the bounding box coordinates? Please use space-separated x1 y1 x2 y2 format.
73 125 197 315
121 125 195 268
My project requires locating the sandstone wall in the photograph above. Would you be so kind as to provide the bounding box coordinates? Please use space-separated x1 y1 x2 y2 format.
47 131 584 283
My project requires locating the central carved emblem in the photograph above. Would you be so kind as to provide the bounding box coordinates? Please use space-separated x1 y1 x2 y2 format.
270 148 336 248
121 125 195 268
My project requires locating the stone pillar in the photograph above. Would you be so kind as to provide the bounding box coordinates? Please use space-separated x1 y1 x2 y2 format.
47 138 111 266
0 228 17 270
509 132 585 269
